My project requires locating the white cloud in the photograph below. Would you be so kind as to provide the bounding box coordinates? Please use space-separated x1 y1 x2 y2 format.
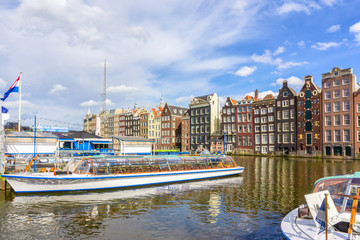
105 99 115 106
234 66 257 77
176 95 194 103
271 76 303 89
297 41 305 48
273 46 285 56
320 0 341 6
311 41 341 50
107 85 139 93
80 99 100 107
350 21 360 44
277 2 311 15
251 48 307 71
49 84 67 95
327 24 340 33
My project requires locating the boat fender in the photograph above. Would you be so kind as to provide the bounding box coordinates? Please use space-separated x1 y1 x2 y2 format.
54 170 73 176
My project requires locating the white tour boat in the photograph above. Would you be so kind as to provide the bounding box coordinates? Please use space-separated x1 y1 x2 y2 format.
281 172 360 240
1 155 244 193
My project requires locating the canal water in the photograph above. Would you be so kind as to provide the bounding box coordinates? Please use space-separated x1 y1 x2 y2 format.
1 156 360 240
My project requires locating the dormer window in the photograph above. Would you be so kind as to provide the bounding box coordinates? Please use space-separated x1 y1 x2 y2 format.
283 91 288 97
334 71 338 76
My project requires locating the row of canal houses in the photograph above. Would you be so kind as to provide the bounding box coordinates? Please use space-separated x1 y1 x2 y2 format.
84 67 360 159
224 66 360 159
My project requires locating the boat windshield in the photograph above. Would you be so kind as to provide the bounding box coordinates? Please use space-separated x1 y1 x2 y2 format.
313 178 360 213
69 156 237 175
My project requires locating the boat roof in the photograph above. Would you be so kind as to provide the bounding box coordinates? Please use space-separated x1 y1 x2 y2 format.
313 171 360 187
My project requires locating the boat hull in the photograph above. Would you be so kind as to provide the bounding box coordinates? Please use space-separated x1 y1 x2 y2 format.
281 208 348 240
2 167 244 193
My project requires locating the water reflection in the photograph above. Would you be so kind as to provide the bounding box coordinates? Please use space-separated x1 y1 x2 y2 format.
1 156 360 239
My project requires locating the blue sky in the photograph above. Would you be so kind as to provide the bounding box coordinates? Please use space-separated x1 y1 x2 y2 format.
0 0 360 129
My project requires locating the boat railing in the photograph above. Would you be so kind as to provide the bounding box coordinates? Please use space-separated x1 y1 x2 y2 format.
67 155 237 176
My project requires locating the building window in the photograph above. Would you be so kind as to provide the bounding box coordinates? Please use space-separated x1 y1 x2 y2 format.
269 124 274 131
324 81 331 88
283 122 289 131
283 91 288 97
325 130 331 142
358 131 360 142
254 109 259 115
333 90 340 99
282 100 289 107
305 100 312 109
278 134 282 143
238 107 242 113
334 115 341 126
333 80 340 86
255 126 260 132
333 102 340 112
325 116 331 126
299 100 303 106
358 116 360 127
243 136 247 146
269 116 274 122
277 111 281 120
277 123 281 132
344 130 350 142
325 103 331 113
262 134 268 144
238 136 242 146
282 110 289 119
261 125 268 132
305 121 312 131
358 104 360 113
306 133 312 145
290 99 294 105
254 117 259 123
283 133 290 143
269 134 275 144
343 88 350 97
305 111 312 120
249 136 252 146
325 91 331 100
268 107 274 113
255 134 260 145
343 101 350 111
344 115 350 125
343 78 350 85
261 108 267 115
305 90 312 98
247 106 251 112
334 130 341 142
261 117 267 123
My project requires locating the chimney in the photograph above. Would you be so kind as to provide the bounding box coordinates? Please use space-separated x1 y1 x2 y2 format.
255 89 259 100
283 80 288 87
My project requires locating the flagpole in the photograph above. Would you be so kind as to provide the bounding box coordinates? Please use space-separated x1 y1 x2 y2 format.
18 72 22 132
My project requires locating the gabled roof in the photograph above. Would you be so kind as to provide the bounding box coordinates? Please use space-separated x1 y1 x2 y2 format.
244 95 253 100
167 105 188 116
151 107 164 118
263 94 275 100
230 98 237 105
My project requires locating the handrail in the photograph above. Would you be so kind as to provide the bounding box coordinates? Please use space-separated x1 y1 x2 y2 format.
24 156 39 172
73 157 96 176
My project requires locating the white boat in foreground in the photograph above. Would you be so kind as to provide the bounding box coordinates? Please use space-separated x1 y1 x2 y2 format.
1 155 244 193
281 172 360 240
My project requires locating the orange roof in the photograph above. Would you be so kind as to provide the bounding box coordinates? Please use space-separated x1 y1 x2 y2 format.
152 107 164 118
263 94 274 100
230 99 237 105
244 95 253 100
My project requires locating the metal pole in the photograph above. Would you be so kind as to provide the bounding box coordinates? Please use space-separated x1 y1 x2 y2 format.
18 72 22 132
325 193 328 240
223 131 225 155
33 115 36 172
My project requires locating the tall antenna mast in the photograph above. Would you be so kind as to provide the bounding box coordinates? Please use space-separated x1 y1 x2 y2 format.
102 59 106 112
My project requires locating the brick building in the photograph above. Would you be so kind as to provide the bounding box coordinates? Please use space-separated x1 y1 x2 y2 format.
322 67 357 158
181 110 190 152
297 75 322 156
222 97 237 152
275 81 297 155
160 103 188 150
236 94 256 154
253 94 275 154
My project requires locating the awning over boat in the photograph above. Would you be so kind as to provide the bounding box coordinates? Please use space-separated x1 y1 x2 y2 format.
90 141 111 144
